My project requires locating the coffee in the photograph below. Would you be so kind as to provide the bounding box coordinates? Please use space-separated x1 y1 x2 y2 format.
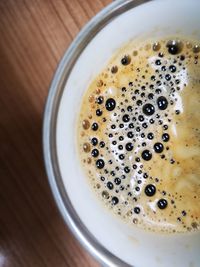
77 37 200 234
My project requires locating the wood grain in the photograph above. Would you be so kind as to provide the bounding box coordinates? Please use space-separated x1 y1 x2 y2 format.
0 0 111 266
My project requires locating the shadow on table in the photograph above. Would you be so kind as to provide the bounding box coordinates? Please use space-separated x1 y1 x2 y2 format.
0 42 96 267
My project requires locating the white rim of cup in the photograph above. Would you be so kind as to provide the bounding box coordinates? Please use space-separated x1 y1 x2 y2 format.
43 1 152 266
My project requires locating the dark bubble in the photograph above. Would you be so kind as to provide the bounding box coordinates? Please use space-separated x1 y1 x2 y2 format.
163 124 168 130
119 123 124 128
157 96 168 110
111 124 116 129
155 59 161 65
105 98 116 111
138 115 144 122
91 137 98 146
91 149 99 157
126 143 134 151
127 131 134 138
169 65 177 73
96 109 103 116
135 157 140 162
161 66 167 71
170 159 175 164
122 114 130 122
148 93 154 100
127 105 133 112
158 52 164 58
96 96 104 104
165 74 171 81
120 185 125 191
141 150 152 161
182 210 187 216
143 173 148 178
133 164 137 169
154 142 164 153
156 81 162 86
100 176 105 181
142 103 155 116
162 133 170 142
134 207 141 214
114 178 121 185
136 126 141 132
155 88 161 94
112 196 119 205
96 159 105 169
119 154 125 160
129 123 134 129
166 40 182 55
119 136 124 141
136 100 143 106
91 122 98 131
145 184 156 197
156 114 160 119
124 166 130 173
142 123 148 129
157 199 168 209
147 133 154 140
107 182 114 190
121 55 131 65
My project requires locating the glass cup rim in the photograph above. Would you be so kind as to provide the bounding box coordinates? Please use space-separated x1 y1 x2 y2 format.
43 0 153 266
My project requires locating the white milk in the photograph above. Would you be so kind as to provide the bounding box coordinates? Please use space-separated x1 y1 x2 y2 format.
56 0 200 266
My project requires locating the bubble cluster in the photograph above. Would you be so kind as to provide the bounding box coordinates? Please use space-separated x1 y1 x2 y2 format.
78 37 200 233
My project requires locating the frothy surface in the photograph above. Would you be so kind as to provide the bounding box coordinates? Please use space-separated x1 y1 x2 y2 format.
77 37 200 233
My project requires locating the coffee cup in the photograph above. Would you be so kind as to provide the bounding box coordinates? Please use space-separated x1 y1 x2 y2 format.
43 0 200 266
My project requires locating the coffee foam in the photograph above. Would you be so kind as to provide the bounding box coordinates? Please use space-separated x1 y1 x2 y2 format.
78 37 200 234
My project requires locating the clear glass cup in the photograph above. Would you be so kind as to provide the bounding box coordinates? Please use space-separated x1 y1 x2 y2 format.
43 1 200 266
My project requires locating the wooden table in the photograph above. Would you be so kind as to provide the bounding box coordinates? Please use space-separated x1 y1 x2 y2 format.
0 1 111 266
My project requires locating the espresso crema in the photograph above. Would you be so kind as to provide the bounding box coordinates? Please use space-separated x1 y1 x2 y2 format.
77 37 200 233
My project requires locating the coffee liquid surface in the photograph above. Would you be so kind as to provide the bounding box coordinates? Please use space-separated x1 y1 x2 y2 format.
77 37 200 233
